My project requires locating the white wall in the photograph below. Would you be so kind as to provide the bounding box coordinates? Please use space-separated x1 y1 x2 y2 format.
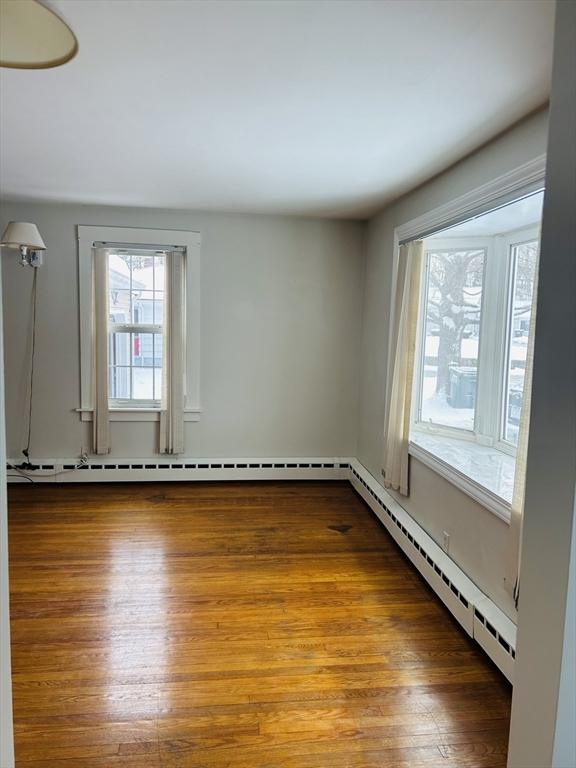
0 262 15 768
356 108 549 619
508 1 576 764
552 510 576 768
0 204 364 461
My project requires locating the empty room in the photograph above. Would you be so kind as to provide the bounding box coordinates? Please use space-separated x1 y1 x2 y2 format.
0 1 574 767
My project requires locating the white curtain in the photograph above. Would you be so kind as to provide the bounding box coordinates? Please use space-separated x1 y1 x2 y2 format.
160 249 185 454
506 247 541 608
382 240 423 496
93 247 110 455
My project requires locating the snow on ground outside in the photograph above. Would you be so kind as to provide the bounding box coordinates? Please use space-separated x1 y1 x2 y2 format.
424 335 528 362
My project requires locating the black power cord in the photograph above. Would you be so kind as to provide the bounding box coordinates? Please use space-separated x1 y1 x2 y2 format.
8 267 87 481
20 267 38 471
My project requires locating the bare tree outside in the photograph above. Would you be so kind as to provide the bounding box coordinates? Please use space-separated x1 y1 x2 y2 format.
421 249 484 429
419 241 537 435
117 253 155 273
425 249 484 395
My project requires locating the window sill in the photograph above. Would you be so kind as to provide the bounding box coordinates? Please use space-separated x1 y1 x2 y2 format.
76 408 202 423
409 432 513 523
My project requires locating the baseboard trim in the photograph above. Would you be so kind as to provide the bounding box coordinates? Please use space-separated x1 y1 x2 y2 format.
349 458 516 682
6 453 516 681
6 457 350 483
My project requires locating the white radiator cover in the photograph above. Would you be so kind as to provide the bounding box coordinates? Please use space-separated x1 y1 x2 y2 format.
6 454 516 681
348 459 516 683
6 457 350 483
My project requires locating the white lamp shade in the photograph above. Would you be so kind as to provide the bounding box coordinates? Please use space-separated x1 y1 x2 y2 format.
1 221 46 250
0 0 78 70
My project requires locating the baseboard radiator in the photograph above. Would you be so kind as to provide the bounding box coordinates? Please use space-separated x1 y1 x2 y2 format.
6 457 350 482
348 459 516 682
7 454 516 682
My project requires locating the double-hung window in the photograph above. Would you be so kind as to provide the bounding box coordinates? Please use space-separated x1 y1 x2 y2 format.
107 249 166 409
77 226 201 453
410 190 542 513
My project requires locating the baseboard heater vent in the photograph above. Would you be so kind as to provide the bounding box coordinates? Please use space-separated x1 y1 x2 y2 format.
6 458 349 484
68 461 347 471
349 459 516 682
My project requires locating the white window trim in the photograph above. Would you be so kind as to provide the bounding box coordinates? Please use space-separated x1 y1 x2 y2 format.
75 408 202 423
77 225 201 422
408 439 512 522
392 154 546 518
413 225 539 449
495 226 540 453
394 155 546 245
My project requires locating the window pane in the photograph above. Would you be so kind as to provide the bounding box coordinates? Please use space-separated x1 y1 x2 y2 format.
131 332 162 368
153 255 165 323
131 290 154 324
109 366 131 400
154 367 163 401
154 333 163 366
109 288 130 324
153 295 164 324
420 249 485 431
108 254 131 290
108 331 131 366
503 241 538 445
154 254 165 291
132 367 154 400
128 253 155 290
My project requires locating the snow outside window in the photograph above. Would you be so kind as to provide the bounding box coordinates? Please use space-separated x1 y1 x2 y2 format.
411 200 541 460
419 247 485 432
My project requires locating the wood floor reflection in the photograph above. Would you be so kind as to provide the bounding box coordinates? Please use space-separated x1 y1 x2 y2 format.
8 481 511 767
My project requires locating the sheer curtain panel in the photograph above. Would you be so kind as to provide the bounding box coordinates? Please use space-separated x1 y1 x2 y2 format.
506 246 540 608
160 250 185 454
93 248 110 454
382 240 423 496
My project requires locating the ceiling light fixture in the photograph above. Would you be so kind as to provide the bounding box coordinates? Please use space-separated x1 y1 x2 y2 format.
0 0 78 69
1 221 46 267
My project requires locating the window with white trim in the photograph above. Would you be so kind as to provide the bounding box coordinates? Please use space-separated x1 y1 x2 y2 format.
107 248 168 409
501 237 538 447
410 190 543 509
77 226 201 424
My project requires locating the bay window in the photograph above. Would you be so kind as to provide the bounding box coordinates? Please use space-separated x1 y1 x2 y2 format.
409 190 542 512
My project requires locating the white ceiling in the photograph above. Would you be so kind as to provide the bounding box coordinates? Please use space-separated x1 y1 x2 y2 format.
0 0 554 219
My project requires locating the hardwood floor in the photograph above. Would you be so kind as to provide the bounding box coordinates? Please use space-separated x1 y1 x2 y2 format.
8 481 511 767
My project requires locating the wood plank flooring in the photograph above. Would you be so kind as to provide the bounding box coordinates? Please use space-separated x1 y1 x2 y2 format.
8 481 512 767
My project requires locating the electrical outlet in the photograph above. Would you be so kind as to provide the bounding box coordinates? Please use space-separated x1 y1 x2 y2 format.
442 531 450 553
29 251 44 268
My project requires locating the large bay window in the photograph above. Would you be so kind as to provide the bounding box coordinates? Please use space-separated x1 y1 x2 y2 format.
408 189 543 516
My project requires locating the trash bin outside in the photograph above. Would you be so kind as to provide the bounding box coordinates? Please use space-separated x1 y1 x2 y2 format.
508 388 523 425
447 366 477 408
